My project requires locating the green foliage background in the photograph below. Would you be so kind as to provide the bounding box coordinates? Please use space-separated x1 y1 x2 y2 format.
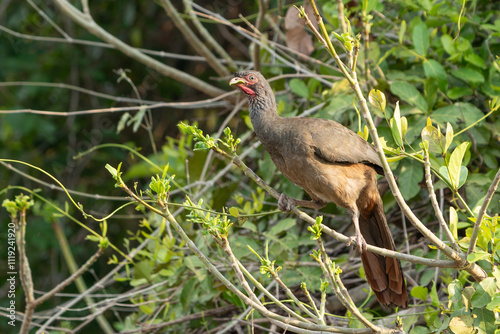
0 0 499 333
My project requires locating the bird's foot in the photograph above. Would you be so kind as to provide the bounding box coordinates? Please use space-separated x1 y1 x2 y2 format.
347 233 368 254
278 193 294 212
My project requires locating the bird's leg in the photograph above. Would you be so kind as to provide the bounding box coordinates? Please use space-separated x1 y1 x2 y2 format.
346 209 368 254
278 193 293 212
278 193 326 212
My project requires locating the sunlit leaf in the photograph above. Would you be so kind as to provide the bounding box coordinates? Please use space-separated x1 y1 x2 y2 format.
368 89 386 113
421 122 444 154
448 142 470 189
411 286 428 301
398 20 406 45
449 206 458 240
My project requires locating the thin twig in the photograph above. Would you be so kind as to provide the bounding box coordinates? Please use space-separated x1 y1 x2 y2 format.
468 168 500 255
315 239 381 332
33 248 104 307
19 210 35 334
0 93 233 116
423 148 460 251
120 179 390 333
51 0 233 100
183 0 238 71
238 263 318 323
159 0 230 77
253 0 268 71
0 24 251 65
336 0 347 34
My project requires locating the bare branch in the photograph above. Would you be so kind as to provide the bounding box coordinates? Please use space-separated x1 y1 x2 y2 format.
51 0 233 100
468 168 500 255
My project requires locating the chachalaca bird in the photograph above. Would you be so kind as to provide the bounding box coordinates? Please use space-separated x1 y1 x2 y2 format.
229 71 408 308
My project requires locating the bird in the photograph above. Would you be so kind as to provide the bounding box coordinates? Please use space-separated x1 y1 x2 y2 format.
229 70 408 308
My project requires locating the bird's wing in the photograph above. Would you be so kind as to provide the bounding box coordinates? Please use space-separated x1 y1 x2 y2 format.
297 118 384 174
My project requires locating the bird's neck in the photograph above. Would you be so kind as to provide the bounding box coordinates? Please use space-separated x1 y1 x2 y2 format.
248 96 280 145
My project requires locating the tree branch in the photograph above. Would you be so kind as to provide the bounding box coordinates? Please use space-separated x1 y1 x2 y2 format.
468 168 500 255
51 0 233 100
159 0 230 77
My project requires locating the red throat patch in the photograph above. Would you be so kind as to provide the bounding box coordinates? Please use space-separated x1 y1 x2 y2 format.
236 84 256 97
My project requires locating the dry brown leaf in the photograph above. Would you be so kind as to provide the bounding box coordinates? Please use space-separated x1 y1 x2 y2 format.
284 1 318 56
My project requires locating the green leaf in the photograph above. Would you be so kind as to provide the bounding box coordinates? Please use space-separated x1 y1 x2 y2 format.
184 255 206 281
439 167 451 188
289 78 309 98
463 286 475 310
411 286 428 301
363 0 378 12
473 305 496 334
449 206 458 240
130 278 148 287
445 122 453 153
390 81 428 112
412 22 429 56
465 53 487 69
368 89 386 113
467 250 490 263
399 20 406 45
424 78 438 110
357 125 369 141
410 326 432 334
449 315 475 334
181 277 197 310
457 166 468 189
267 218 296 236
401 116 408 139
456 37 471 52
448 280 463 304
421 121 445 154
229 207 240 217
139 303 154 315
105 164 118 178
447 87 474 100
432 103 484 128
117 112 131 134
441 34 457 56
451 68 485 85
423 59 448 92
85 235 100 242
194 141 208 150
479 277 497 297
390 102 403 147
241 221 257 232
398 159 423 200
448 142 470 189
132 106 148 132
471 285 492 308
430 281 439 307
486 295 500 311
133 260 153 280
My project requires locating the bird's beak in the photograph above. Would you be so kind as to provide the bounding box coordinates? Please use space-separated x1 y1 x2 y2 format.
229 77 247 86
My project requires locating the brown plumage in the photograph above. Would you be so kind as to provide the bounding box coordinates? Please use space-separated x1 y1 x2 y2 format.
229 71 408 308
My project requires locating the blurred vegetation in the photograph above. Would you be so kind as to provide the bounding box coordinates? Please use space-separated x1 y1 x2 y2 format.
1 0 499 333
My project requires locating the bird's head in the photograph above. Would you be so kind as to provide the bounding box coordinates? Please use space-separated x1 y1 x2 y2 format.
229 71 262 97
231 70 275 96
229 71 275 112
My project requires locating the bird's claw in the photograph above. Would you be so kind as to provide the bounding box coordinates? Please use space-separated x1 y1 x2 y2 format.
347 234 368 254
278 193 293 212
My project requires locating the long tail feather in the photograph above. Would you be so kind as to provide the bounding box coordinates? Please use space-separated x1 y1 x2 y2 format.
359 201 408 308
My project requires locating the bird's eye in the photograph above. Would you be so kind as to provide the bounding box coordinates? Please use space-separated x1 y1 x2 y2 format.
249 75 255 81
